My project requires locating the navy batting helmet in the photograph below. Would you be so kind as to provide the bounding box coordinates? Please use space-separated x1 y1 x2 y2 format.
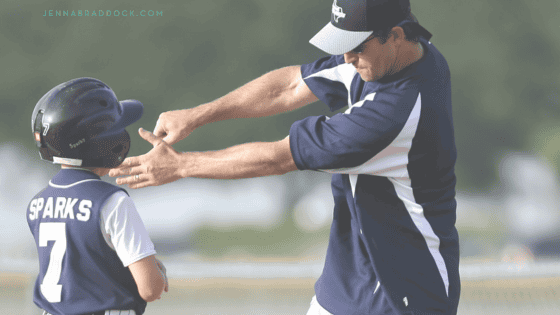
31 77 143 168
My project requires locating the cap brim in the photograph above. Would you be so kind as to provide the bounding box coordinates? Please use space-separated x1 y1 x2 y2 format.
112 99 143 130
310 22 373 55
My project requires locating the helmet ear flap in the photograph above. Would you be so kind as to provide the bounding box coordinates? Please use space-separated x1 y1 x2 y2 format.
82 130 131 168
33 110 46 148
112 130 131 167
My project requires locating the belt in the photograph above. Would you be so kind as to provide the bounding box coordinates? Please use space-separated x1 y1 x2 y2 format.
43 310 136 315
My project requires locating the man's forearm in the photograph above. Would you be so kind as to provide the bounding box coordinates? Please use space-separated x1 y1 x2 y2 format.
190 66 317 129
179 137 297 179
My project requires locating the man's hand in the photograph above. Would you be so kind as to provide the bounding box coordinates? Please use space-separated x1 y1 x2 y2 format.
108 128 185 188
154 109 195 145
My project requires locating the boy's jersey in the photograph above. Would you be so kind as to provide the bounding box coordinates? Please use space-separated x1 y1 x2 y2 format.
290 37 460 314
27 169 150 315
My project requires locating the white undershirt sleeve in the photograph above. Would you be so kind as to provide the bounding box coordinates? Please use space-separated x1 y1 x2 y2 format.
100 191 157 267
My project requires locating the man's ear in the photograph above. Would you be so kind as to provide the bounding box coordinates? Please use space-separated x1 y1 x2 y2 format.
390 26 405 41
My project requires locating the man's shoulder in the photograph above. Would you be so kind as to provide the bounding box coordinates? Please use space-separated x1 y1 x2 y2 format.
301 55 349 79
418 38 451 78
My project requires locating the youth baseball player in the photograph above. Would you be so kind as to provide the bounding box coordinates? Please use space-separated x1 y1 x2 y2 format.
28 78 168 315
110 0 460 313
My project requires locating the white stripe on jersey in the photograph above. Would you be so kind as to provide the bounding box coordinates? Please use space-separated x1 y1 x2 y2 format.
48 179 102 189
344 92 376 115
304 63 357 107
322 93 422 177
374 281 381 294
321 92 450 295
349 174 358 198
389 177 450 296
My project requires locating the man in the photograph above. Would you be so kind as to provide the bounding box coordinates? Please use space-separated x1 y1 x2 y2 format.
110 0 460 313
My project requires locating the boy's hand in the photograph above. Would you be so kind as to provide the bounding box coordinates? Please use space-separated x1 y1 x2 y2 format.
156 258 169 294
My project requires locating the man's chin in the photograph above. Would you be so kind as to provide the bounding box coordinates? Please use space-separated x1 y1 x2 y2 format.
360 71 383 82
359 73 373 82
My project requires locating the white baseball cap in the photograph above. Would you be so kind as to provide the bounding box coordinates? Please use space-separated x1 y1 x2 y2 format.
310 0 431 55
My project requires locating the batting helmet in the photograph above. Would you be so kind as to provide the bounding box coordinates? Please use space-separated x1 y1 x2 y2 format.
31 77 143 168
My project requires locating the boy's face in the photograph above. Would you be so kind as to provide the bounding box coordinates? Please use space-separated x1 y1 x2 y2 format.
96 168 110 177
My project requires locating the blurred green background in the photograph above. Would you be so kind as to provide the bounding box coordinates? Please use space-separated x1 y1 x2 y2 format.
1 0 558 190
2 0 560 261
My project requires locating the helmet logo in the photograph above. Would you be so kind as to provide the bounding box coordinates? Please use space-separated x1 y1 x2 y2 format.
42 123 50 136
69 138 86 149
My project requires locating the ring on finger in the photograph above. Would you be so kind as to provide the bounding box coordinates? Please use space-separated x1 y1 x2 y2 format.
135 175 139 180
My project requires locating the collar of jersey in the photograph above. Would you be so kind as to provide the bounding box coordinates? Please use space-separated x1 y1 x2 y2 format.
49 169 102 188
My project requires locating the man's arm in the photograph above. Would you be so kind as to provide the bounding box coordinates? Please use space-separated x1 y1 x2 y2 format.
110 132 297 188
154 66 318 144
181 136 297 179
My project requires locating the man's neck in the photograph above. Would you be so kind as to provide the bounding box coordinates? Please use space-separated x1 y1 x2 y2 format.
391 41 424 76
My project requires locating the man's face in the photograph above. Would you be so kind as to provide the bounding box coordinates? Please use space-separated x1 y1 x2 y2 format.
343 32 399 82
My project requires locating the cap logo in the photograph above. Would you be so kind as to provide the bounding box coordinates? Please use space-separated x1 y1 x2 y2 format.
332 0 346 23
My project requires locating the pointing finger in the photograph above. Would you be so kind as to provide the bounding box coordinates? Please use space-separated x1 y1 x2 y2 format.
139 128 165 147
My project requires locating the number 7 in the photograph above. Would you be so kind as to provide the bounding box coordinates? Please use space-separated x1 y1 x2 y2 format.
39 222 67 303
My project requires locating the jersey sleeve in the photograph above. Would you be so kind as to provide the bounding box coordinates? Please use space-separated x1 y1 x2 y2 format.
301 55 357 112
289 87 421 177
100 191 157 267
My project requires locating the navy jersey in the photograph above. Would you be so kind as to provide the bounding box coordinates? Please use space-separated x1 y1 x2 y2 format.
290 37 460 314
27 169 147 315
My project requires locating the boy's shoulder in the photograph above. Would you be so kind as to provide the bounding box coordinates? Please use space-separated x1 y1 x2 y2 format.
47 169 129 197
81 178 131 202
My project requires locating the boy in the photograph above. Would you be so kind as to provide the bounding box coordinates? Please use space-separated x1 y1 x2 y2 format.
27 77 167 315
